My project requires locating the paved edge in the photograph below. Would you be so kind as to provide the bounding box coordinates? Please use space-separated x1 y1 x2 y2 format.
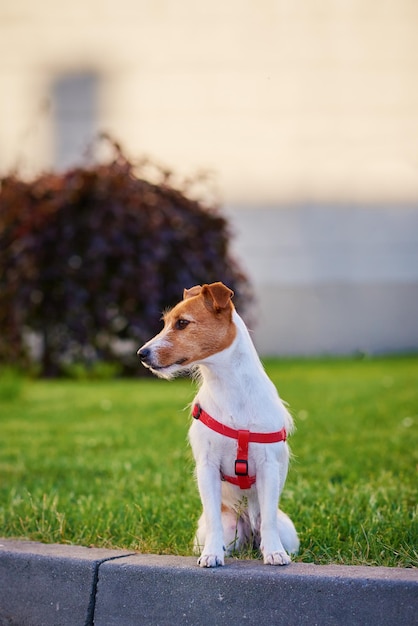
0 539 135 626
0 539 417 626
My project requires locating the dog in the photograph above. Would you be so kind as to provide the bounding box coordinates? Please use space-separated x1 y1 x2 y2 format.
138 282 299 567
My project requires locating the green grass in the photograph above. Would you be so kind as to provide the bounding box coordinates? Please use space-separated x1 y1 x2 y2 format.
0 356 417 567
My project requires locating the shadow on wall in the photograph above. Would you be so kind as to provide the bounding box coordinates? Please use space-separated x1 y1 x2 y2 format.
225 204 418 355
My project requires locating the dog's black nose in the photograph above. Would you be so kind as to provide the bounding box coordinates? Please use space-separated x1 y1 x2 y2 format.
137 347 151 363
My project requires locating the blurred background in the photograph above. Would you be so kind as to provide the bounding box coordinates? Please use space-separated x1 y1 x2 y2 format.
1 0 418 356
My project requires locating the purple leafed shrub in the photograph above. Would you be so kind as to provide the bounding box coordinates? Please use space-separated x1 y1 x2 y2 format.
0 144 251 376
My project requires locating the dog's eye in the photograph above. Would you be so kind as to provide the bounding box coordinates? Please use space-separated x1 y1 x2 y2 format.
175 318 190 330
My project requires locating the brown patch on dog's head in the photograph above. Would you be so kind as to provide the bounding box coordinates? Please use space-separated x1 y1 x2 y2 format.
138 282 237 377
183 282 234 311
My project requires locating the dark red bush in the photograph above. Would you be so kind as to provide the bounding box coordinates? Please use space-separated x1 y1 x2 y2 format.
0 144 251 376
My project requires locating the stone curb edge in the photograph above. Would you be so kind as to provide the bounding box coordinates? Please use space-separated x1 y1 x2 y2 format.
0 538 417 626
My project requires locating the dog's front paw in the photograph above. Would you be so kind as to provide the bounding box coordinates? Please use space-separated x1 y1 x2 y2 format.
197 553 224 568
263 550 291 566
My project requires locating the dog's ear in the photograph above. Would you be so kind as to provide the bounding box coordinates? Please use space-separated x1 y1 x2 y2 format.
183 285 202 300
201 282 234 312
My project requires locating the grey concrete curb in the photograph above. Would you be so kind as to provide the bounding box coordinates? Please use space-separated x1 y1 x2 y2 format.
0 539 417 626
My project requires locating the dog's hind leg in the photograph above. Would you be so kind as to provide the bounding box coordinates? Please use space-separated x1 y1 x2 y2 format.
221 504 247 555
277 509 299 555
194 505 247 557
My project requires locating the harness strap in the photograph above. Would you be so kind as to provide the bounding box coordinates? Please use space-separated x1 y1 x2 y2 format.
192 403 286 490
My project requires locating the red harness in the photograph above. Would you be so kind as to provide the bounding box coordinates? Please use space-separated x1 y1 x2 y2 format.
192 403 287 490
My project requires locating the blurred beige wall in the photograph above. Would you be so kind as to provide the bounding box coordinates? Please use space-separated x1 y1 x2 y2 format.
1 1 417 354
1 1 417 204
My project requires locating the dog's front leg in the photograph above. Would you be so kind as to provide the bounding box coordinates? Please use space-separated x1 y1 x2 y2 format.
195 462 225 567
256 462 291 566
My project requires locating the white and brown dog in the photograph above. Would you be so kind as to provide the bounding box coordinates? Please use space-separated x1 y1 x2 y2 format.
138 282 299 567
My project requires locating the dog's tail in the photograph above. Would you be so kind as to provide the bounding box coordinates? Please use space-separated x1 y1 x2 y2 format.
278 509 300 554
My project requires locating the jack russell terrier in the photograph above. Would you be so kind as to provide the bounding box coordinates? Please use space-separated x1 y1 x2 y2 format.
138 281 299 567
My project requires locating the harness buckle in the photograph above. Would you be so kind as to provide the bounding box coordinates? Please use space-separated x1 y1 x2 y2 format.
235 459 249 476
192 404 202 419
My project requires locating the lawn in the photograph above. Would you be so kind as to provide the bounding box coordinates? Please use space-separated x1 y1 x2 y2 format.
0 356 417 567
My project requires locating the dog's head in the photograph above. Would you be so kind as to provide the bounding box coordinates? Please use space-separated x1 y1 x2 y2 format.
137 282 236 379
